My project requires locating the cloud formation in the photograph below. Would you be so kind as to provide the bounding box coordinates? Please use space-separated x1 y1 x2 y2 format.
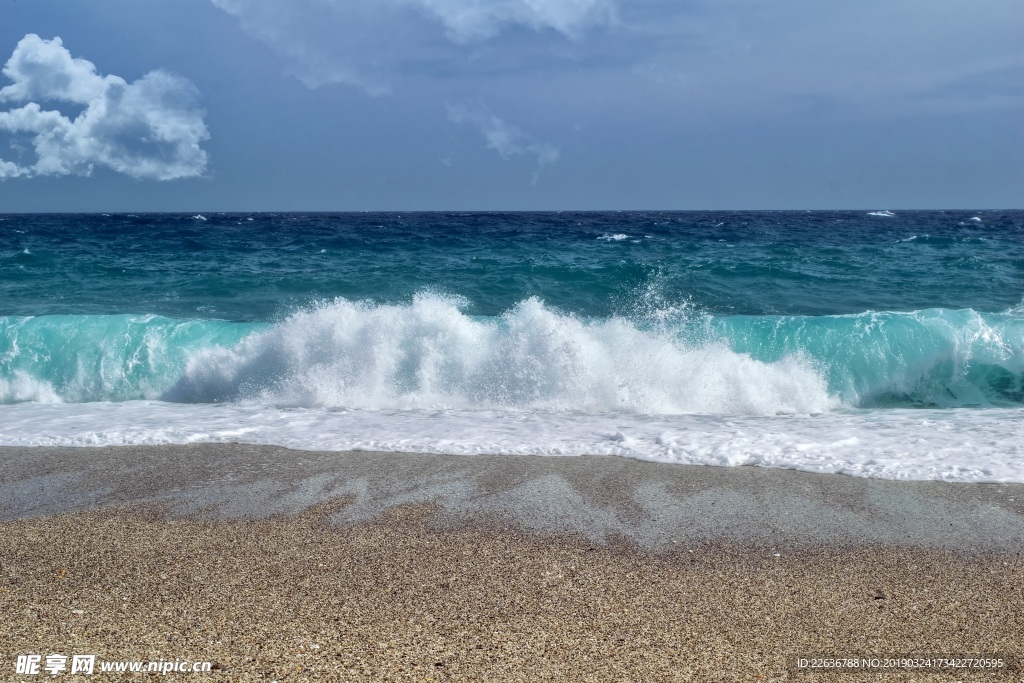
210 0 1023 124
212 0 616 94
405 0 616 42
448 103 559 184
0 34 209 180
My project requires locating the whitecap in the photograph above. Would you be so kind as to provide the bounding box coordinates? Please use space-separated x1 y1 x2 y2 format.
191 214 207 221
597 233 629 241
867 210 895 217
166 294 839 416
0 371 62 403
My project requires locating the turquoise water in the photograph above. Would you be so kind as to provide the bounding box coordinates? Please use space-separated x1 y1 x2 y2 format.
2 211 1021 410
3 210 1023 481
1 306 1022 409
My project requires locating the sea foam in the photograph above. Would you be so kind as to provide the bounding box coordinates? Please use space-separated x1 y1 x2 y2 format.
0 370 61 403
3 296 1023 412
2 402 1022 482
167 294 837 415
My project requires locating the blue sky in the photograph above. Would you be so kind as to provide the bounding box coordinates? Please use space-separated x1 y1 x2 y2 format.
0 0 1021 210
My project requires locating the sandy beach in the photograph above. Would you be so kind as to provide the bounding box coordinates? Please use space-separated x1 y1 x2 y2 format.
2 445 1022 681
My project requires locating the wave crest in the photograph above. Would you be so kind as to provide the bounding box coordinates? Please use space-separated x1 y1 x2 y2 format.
4 297 1022 413
0 370 61 403
167 294 837 415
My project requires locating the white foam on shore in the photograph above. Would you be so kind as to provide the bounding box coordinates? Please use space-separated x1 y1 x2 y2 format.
1 402 1022 482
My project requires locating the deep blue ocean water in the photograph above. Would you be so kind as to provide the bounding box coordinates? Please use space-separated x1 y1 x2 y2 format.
2 211 1023 481
5 211 1023 320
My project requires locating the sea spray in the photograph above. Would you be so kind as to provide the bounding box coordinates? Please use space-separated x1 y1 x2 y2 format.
3 295 1023 411
167 294 837 414
3 211 1023 481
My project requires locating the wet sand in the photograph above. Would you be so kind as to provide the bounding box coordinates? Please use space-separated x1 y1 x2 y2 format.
1 445 1022 681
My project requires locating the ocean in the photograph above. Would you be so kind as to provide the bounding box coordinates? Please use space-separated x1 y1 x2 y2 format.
2 211 1022 481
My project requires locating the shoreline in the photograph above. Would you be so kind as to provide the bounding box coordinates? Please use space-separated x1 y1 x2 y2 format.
2 445 1022 680
2 444 1023 551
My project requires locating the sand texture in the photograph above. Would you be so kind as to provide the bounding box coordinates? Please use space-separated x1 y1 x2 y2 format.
1 445 1023 681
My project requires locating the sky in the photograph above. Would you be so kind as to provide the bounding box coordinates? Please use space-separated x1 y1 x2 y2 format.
0 0 1021 211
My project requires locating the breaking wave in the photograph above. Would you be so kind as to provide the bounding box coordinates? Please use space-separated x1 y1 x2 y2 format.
2 294 1022 414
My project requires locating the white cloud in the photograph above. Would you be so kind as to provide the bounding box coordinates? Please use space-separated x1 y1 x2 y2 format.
211 0 396 94
407 0 616 42
0 34 209 180
211 0 1022 124
211 0 617 94
448 103 559 183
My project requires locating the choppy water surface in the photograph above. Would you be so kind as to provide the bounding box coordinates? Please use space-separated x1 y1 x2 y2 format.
2 211 1022 481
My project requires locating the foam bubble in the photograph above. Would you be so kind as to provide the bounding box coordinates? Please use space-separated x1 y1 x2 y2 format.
3 301 1021 413
168 294 838 415
0 371 61 403
2 402 1021 482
